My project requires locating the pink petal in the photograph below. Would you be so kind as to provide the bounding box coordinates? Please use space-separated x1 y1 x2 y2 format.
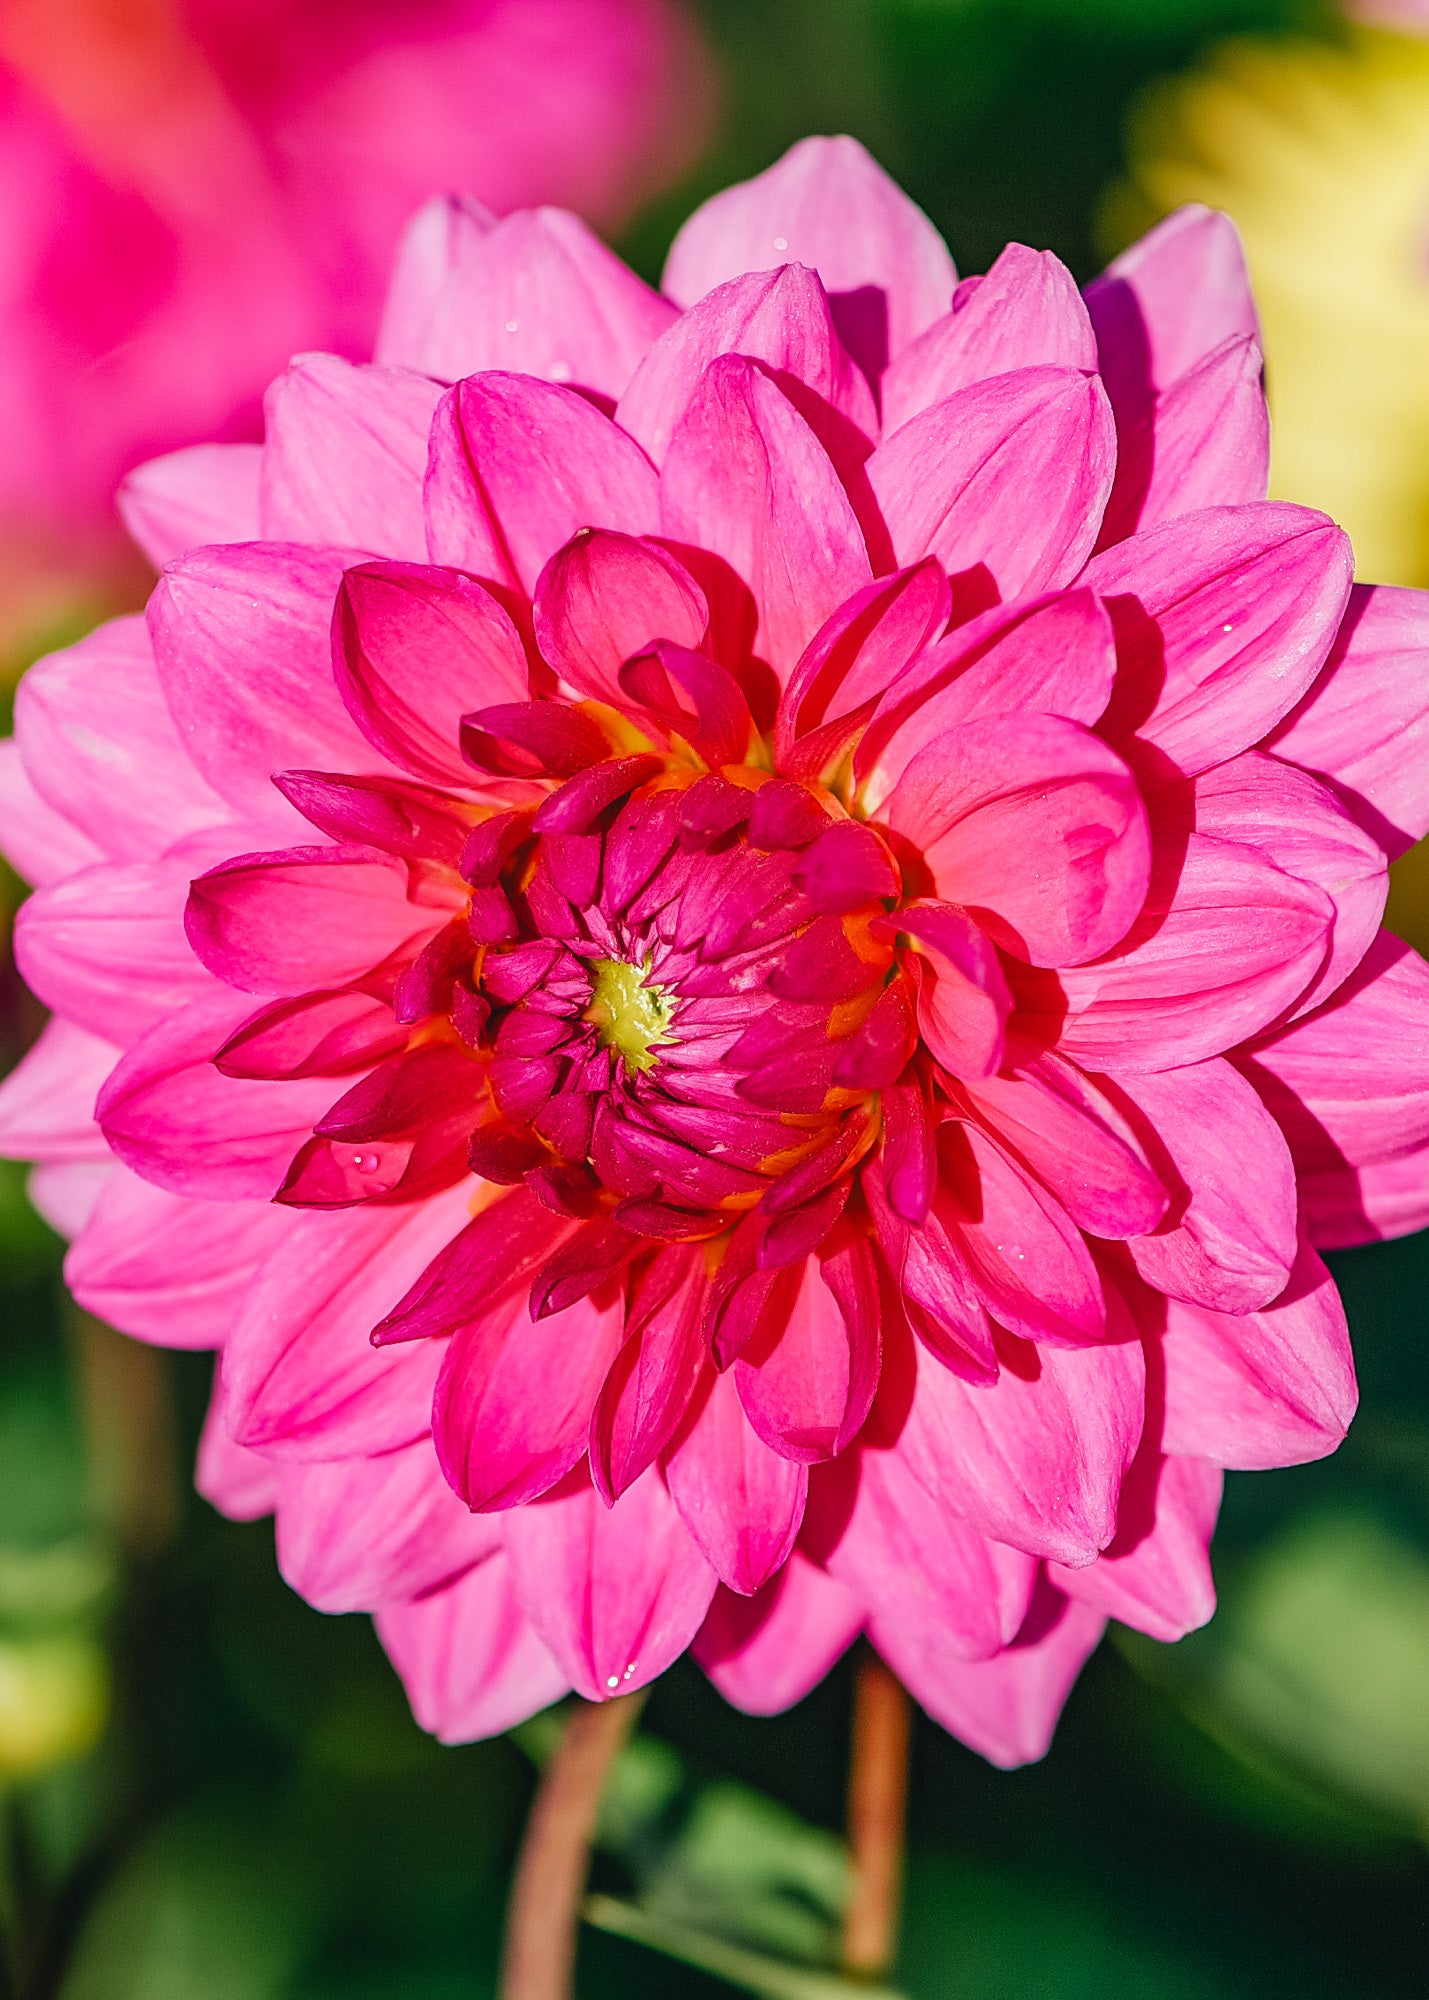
376 1552 569 1744
186 845 440 996
425 372 659 589
0 1017 115 1164
901 902 1011 1082
219 1187 474 1459
1108 1060 1298 1314
14 616 229 863
334 559 532 786
1087 503 1354 779
0 739 103 886
817 1447 1037 1661
616 263 875 471
693 1552 863 1715
590 1242 708 1503
664 1366 808 1594
1187 751 1385 1018
895 1312 1145 1565
66 1164 291 1349
1236 934 1429 1248
259 355 443 561
503 1464 717 1700
872 1576 1105 1767
857 588 1119 814
881 244 1097 432
117 443 263 568
1099 335 1268 544
195 1396 279 1525
1266 583 1429 858
660 354 872 688
886 713 1150 967
533 531 707 706
15 861 214 1045
1050 1450 1221 1643
1087 205 1259 405
433 1287 625 1511
28 1162 109 1240
864 367 1115 604
1048 832 1333 1072
663 135 955 379
149 543 392 821
935 1121 1108 1347
276 1442 501 1614
734 1241 880 1462
963 1053 1168 1240
96 990 341 1199
377 199 675 399
1136 1243 1357 1469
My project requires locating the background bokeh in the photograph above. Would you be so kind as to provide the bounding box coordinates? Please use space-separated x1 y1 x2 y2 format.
5 2 1429 1995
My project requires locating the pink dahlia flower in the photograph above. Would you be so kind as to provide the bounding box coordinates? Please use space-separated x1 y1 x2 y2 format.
5 139 1429 1768
0 0 706 607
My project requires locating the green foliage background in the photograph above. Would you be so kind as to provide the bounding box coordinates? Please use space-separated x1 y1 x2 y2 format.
6 2 1429 1995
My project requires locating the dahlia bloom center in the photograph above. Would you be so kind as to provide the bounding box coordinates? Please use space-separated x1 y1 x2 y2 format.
584 956 675 1070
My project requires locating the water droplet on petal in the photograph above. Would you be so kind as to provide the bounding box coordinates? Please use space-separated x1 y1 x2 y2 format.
505 318 519 333
772 235 788 251
605 1674 620 1690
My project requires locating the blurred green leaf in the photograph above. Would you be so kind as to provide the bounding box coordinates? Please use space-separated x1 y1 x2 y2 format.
0 1160 63 1288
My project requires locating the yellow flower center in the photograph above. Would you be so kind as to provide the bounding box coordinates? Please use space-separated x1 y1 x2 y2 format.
584 958 675 1072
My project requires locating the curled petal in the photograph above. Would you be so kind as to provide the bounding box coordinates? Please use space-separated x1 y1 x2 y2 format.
665 1366 808 1595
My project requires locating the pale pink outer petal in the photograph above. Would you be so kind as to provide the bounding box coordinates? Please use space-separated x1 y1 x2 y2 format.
217 1186 473 1459
424 372 659 588
664 1366 808 1595
13 617 230 863
881 244 1097 433
1108 1060 1299 1314
1087 206 1259 400
259 356 443 561
433 1288 626 1511
659 354 872 688
148 543 395 822
276 1443 502 1614
1050 1451 1221 1642
95 989 342 1199
819 1447 1037 1661
1187 752 1386 1019
0 1018 116 1165
15 861 216 1046
377 200 675 398
662 135 956 377
1048 833 1334 1073
195 1394 280 1525
894 1322 1145 1566
871 1576 1106 1769
1266 584 1429 859
885 714 1151 968
1132 1243 1357 1470
864 368 1115 601
0 739 103 885
28 1162 110 1240
502 1465 718 1701
65 1164 292 1349
615 263 876 470
1236 934 1429 1247
1087 504 1354 780
117 443 263 569
693 1552 863 1716
375 1553 570 1745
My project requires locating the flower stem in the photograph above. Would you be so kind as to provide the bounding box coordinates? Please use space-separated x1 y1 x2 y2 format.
842 1655 911 1982
500 1693 645 2000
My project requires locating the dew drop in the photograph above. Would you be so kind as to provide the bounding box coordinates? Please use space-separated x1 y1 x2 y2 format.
772 235 788 251
605 1674 620 1690
1222 623 1234 634
352 1152 380 1174
504 318 519 333
549 361 572 383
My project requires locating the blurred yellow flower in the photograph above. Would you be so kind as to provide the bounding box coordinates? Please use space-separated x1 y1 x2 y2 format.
1106 23 1429 947
0 1634 108 1781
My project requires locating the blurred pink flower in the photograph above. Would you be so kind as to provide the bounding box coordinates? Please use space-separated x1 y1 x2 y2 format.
0 0 708 632
5 141 1429 1766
